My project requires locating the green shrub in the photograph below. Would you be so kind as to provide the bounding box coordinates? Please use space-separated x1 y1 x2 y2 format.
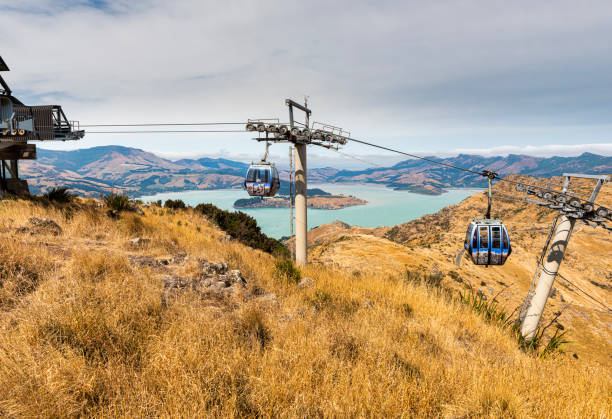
103 193 131 211
274 259 301 283
43 187 74 203
515 314 572 358
194 203 289 257
164 199 186 209
459 285 509 326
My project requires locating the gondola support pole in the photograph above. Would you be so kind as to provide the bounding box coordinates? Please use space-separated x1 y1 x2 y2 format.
289 145 294 261
287 98 311 266
520 173 609 340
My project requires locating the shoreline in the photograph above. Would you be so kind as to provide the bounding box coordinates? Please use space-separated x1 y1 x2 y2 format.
137 184 484 200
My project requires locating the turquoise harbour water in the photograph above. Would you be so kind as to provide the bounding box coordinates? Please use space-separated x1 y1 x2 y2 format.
139 183 482 239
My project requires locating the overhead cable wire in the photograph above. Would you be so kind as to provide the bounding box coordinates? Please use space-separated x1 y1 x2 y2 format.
557 273 612 313
45 117 608 206
81 122 247 127
85 130 245 134
332 149 384 168
345 137 483 176
344 136 609 208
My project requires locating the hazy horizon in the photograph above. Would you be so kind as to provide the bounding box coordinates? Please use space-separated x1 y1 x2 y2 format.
37 143 612 170
2 1 612 162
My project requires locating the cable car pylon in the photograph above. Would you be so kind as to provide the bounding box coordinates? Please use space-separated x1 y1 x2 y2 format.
518 173 610 340
245 99 348 265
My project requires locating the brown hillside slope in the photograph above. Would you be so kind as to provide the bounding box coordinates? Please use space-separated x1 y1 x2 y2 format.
307 175 612 369
0 198 609 416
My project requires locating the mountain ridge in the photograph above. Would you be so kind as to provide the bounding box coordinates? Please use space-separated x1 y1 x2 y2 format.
20 145 612 197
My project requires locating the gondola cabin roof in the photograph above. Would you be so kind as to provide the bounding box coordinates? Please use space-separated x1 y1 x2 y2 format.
470 217 505 225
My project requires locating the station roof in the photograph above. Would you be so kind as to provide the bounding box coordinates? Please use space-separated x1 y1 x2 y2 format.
0 56 9 72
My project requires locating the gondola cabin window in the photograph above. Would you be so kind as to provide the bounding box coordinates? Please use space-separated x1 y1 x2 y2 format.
246 168 269 183
479 226 488 249
492 226 501 249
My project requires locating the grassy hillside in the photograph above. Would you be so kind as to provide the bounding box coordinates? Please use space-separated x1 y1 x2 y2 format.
305 175 612 369
0 197 609 417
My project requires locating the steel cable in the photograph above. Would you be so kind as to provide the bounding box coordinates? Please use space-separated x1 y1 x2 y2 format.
84 130 246 133
343 136 609 210
81 122 247 127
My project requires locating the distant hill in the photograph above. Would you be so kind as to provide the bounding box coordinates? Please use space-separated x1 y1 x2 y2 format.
20 146 612 197
329 152 612 194
21 146 250 197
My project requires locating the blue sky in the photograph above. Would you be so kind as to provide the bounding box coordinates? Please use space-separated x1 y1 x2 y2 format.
1 0 612 167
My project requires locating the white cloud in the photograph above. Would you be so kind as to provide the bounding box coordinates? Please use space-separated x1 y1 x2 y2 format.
2 1 612 156
433 143 612 158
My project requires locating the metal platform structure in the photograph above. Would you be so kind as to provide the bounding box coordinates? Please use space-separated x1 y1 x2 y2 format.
246 99 349 265
0 55 84 195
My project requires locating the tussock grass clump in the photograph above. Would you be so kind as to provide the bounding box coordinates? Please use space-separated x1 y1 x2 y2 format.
235 306 272 349
307 289 360 316
399 302 414 317
390 353 421 380
71 251 131 283
274 259 300 283
43 187 74 203
103 193 131 211
403 268 444 288
0 241 54 309
516 319 572 359
329 329 361 361
118 213 152 237
459 285 510 326
459 285 573 358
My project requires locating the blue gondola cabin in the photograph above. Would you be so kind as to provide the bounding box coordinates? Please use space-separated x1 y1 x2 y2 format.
244 163 280 197
464 218 511 266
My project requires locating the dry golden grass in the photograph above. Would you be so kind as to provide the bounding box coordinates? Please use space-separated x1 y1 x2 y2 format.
308 175 612 369
0 198 609 417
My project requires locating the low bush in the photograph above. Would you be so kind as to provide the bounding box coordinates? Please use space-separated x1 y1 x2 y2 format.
164 199 186 209
195 203 289 257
